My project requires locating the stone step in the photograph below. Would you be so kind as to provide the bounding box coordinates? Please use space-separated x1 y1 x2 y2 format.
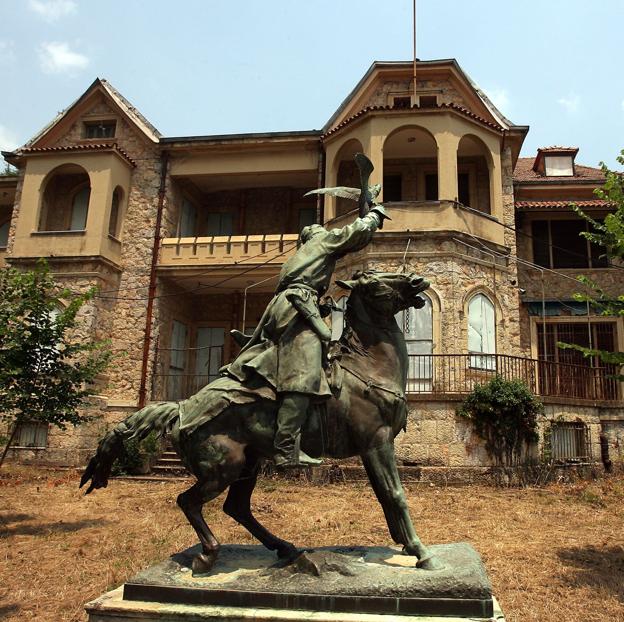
152 464 188 475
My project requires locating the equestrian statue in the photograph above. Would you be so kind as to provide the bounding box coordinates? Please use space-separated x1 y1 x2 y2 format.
80 153 442 575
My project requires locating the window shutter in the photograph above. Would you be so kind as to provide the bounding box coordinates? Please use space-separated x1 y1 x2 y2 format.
70 187 89 230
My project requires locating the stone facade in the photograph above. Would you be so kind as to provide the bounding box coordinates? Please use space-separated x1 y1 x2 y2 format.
2 61 622 472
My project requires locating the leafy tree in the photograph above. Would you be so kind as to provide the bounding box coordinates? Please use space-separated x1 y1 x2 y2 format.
0 261 111 468
564 150 624 377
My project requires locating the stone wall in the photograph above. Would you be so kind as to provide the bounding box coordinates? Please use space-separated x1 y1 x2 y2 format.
601 418 624 466
364 78 468 108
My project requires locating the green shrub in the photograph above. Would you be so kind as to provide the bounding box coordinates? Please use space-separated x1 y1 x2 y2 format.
457 376 543 466
111 431 160 475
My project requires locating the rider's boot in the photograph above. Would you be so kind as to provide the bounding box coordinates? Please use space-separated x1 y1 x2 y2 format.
274 392 322 469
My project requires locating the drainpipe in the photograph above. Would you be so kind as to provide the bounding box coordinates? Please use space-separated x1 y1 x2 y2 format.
138 150 169 408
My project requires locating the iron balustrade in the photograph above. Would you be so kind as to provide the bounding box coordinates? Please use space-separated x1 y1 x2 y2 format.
151 354 620 403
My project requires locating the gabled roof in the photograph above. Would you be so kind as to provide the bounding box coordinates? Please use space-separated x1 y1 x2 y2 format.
21 78 160 149
322 59 526 134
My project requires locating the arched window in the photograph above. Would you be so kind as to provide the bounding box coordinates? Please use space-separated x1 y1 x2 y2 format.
108 187 123 238
70 187 89 230
468 293 495 369
396 294 433 391
331 296 348 341
39 165 91 231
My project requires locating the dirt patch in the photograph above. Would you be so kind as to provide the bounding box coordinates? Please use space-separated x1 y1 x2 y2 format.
0 465 622 622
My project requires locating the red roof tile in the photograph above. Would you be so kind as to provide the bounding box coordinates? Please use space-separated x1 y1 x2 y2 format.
19 142 136 166
515 199 613 210
513 157 604 183
321 102 504 139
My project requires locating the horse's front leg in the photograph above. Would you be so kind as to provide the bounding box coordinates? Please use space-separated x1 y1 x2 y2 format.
361 427 442 570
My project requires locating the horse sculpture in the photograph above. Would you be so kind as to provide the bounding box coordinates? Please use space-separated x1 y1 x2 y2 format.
80 270 442 573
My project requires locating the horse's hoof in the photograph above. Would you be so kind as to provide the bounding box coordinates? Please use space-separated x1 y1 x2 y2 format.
276 542 299 560
192 552 218 576
416 555 443 571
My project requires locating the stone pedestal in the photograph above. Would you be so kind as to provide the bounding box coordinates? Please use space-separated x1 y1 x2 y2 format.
86 543 505 621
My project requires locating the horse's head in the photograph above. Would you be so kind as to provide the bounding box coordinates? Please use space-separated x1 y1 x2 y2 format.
336 270 429 323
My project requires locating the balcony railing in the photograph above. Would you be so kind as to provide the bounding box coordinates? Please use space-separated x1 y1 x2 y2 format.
159 234 299 267
151 353 620 403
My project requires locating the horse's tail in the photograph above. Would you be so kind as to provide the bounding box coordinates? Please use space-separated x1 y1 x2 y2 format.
79 401 179 494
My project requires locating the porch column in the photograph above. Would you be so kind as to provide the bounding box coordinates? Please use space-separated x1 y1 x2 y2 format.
435 132 460 202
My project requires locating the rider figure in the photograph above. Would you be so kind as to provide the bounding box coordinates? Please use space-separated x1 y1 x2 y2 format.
226 206 389 468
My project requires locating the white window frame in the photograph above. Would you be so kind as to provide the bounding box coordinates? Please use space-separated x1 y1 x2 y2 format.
468 293 496 370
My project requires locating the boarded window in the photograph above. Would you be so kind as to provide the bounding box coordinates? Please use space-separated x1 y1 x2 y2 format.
544 156 573 176
70 187 89 230
205 212 233 236
531 220 608 269
14 422 48 448
194 327 225 392
425 174 438 201
396 294 433 391
383 174 402 202
468 294 495 369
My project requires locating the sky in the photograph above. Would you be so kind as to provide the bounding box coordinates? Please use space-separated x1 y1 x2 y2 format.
1 0 623 168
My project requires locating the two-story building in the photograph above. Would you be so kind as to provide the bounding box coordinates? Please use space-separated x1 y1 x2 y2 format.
2 58 622 476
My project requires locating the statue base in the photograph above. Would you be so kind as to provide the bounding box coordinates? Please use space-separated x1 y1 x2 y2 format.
86 543 505 621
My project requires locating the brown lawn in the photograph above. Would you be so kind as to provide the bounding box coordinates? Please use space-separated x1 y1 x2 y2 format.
0 466 623 622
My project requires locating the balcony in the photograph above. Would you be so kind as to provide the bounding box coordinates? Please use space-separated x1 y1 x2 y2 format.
160 233 299 267
325 201 505 246
151 353 620 404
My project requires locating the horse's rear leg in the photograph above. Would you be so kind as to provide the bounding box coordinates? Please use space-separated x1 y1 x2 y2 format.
361 427 442 570
177 481 223 576
223 457 298 560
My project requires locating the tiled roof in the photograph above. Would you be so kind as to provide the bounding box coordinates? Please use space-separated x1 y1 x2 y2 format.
322 102 504 139
515 199 613 210
513 157 605 183
20 142 136 166
536 146 579 153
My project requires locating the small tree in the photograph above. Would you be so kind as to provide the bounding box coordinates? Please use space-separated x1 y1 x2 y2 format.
457 376 542 466
0 261 111 468
564 150 624 376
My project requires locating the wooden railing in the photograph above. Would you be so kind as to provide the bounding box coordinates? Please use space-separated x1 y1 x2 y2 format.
151 354 620 403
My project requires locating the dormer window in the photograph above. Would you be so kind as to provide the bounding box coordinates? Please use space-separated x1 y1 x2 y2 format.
544 155 574 177
419 95 437 108
393 96 411 109
84 120 116 139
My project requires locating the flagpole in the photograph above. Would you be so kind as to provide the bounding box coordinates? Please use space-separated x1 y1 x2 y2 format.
412 0 417 103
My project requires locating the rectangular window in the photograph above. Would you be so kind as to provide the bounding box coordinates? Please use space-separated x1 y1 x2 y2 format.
205 212 233 236
425 174 438 201
419 95 437 108
549 422 590 461
298 207 316 232
194 327 225 392
458 172 470 206
544 156 573 176
84 121 116 139
168 320 188 400
0 219 9 248
14 422 48 448
531 220 609 269
383 174 402 202
178 199 198 237
393 96 411 108
536 321 618 400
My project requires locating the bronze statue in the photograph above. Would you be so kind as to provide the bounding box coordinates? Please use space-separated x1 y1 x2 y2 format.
80 154 442 575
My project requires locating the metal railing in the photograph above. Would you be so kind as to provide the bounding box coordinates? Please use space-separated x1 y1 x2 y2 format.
405 354 619 402
151 354 620 403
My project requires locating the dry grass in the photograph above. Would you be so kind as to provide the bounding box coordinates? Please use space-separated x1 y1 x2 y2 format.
0 466 623 622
